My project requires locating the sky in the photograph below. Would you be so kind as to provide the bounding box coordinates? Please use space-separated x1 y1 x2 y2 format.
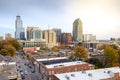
0 0 120 40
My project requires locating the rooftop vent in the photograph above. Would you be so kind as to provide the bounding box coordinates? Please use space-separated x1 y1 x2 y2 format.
82 69 86 74
71 74 75 77
88 73 92 77
65 75 70 80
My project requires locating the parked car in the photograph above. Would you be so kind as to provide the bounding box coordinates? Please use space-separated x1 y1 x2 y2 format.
31 68 35 73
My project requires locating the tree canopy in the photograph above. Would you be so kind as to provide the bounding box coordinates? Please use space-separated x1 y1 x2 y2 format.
104 45 119 67
0 38 22 57
70 46 88 60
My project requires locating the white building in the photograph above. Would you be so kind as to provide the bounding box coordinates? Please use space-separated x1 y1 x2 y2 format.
83 34 96 42
54 67 120 80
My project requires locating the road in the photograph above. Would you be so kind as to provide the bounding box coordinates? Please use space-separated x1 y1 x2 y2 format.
15 54 40 80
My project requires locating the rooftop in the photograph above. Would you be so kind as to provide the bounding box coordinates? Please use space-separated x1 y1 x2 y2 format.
36 57 93 68
55 67 120 80
46 61 91 68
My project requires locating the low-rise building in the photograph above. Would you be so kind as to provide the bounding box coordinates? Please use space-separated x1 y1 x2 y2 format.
34 57 94 80
54 67 120 80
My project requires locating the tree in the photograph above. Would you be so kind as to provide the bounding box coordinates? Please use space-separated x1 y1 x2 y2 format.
8 38 22 51
88 58 103 69
52 46 59 52
104 45 119 67
70 46 88 60
0 45 16 57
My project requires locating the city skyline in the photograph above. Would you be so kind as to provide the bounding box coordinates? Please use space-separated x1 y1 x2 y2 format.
0 0 120 40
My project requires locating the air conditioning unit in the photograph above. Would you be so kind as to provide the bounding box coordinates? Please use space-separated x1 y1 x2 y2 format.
71 74 75 77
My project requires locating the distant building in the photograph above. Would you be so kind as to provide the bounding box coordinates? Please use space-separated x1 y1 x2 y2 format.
34 57 94 80
44 30 58 48
83 34 96 42
0 36 3 41
54 67 120 80
15 15 25 40
27 27 43 41
5 33 12 40
53 28 61 43
61 33 72 44
73 18 83 42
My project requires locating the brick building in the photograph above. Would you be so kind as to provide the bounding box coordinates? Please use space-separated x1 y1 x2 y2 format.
34 57 94 80
61 33 72 44
54 67 120 80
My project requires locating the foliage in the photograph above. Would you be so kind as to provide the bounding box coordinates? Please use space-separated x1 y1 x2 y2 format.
8 38 22 51
70 46 88 60
0 45 16 57
0 38 22 57
52 46 59 52
104 45 119 67
88 58 103 69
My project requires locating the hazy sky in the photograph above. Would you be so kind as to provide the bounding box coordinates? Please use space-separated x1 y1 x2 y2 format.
0 0 120 39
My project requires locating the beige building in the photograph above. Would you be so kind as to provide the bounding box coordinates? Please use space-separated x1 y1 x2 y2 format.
27 27 43 41
83 34 96 42
44 30 58 48
5 33 12 40
0 36 3 41
73 18 83 42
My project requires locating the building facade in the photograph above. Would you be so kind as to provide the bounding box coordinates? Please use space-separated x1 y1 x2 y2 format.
27 27 43 41
5 33 12 40
53 28 61 43
61 33 72 44
0 36 3 41
34 57 94 80
83 34 96 42
73 18 83 42
44 30 58 48
15 15 25 40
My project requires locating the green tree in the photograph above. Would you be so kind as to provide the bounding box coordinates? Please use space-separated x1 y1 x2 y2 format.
88 58 103 69
71 46 88 60
104 45 119 67
0 45 16 57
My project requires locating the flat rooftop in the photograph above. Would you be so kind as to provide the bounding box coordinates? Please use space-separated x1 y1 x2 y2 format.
46 61 91 68
36 57 68 62
55 67 120 80
36 57 93 68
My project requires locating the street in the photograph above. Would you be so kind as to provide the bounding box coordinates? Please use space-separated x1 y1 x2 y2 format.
15 54 40 80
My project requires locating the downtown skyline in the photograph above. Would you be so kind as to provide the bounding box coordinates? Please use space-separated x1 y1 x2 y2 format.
0 0 120 40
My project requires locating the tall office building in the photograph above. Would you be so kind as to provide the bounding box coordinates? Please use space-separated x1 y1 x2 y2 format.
15 15 25 40
27 27 43 41
53 28 61 43
73 18 83 42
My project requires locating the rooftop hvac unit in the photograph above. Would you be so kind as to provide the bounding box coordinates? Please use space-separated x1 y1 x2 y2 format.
65 75 70 80
71 74 75 77
88 73 92 77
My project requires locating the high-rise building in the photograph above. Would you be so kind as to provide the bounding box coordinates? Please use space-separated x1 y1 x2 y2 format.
15 15 25 40
73 18 83 42
61 33 72 44
5 33 12 40
44 30 57 48
27 27 43 41
53 28 61 43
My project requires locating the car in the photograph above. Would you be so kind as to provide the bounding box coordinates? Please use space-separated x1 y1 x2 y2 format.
25 71 27 75
21 74 25 79
31 68 35 73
